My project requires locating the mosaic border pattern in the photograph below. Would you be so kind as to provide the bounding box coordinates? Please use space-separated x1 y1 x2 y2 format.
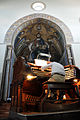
4 13 73 46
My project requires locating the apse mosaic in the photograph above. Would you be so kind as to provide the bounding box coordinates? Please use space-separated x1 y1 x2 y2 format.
14 18 65 63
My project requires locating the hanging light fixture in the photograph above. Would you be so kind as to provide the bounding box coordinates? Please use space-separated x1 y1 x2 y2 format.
31 1 46 11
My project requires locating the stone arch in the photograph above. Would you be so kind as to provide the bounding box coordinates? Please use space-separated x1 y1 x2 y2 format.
4 13 73 45
4 13 73 63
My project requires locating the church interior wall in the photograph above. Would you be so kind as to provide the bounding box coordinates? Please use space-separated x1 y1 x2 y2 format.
0 0 80 101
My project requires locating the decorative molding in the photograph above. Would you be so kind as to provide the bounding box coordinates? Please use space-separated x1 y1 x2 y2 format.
4 13 73 46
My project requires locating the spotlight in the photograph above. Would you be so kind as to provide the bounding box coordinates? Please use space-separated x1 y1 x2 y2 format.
27 74 37 80
73 79 78 83
31 1 46 11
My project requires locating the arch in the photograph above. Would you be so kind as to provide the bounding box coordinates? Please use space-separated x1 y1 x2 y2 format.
4 13 73 45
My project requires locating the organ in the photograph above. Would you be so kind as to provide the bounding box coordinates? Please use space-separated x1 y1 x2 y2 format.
10 56 80 113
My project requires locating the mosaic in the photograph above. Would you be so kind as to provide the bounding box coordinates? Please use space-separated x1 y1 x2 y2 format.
4 13 73 64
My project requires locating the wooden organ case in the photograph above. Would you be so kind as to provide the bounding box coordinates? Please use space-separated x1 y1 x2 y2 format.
10 57 80 113
10 57 47 112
